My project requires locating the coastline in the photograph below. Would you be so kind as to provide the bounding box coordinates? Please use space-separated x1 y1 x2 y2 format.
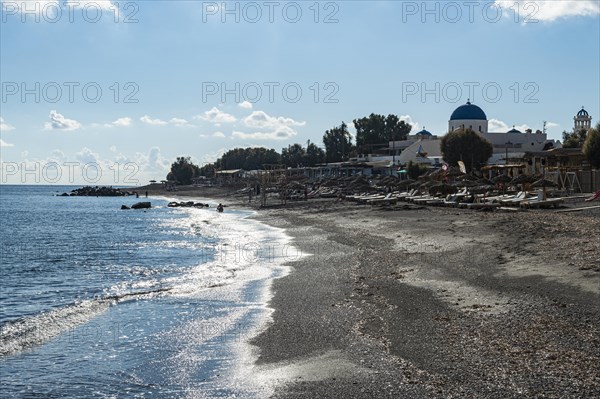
141 185 600 397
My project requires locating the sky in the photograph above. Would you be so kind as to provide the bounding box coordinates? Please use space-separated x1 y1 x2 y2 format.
1 0 599 185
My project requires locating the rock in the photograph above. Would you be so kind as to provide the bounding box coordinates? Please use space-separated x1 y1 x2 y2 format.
131 202 151 209
121 205 130 210
67 186 131 197
167 202 179 207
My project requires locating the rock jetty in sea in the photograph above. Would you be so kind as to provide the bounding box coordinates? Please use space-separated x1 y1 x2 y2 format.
167 201 209 208
131 202 151 209
121 205 130 210
61 186 134 197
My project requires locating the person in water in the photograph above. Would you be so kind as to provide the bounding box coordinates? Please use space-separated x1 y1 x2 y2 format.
217 203 224 212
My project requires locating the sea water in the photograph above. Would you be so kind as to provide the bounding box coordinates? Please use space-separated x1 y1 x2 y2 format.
0 185 296 398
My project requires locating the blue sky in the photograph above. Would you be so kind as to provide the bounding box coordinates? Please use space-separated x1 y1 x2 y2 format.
1 0 599 184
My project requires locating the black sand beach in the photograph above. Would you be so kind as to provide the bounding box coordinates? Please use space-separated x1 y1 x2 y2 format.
142 185 600 398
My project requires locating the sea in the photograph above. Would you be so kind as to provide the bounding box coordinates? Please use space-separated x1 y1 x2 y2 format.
0 185 297 398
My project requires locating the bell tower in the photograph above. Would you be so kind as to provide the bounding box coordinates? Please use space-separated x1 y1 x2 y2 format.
574 107 592 132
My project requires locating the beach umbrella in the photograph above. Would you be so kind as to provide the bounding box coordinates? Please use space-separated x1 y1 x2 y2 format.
511 174 535 185
476 178 493 184
492 174 512 194
491 174 512 184
396 179 414 189
457 173 479 181
511 174 535 192
453 179 478 188
532 178 557 188
429 183 457 196
532 178 557 200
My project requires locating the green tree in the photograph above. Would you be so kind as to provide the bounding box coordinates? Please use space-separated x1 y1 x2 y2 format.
216 147 281 170
562 129 588 148
281 143 306 167
323 122 354 162
407 160 428 180
353 113 411 155
305 142 326 166
440 128 493 172
168 156 199 185
583 123 600 168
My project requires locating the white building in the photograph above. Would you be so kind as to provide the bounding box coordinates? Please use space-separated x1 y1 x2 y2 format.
352 102 579 168
573 107 592 132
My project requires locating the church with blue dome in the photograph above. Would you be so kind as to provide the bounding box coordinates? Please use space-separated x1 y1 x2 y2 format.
574 107 592 133
449 100 489 134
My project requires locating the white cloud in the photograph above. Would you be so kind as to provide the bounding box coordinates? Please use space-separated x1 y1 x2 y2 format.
0 117 15 132
197 107 237 124
21 150 29 157
238 101 253 109
109 145 117 152
546 122 560 129
489 119 535 133
75 147 100 164
399 115 420 133
235 110 305 140
44 110 81 131
489 119 509 132
134 146 170 172
0 139 14 148
212 131 226 138
201 148 228 164
140 115 168 126
514 124 532 132
495 1 600 22
111 117 132 127
170 118 193 127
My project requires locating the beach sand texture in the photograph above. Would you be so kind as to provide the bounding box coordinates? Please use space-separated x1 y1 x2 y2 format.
143 185 599 398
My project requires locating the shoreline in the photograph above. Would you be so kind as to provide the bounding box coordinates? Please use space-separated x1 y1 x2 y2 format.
141 185 600 397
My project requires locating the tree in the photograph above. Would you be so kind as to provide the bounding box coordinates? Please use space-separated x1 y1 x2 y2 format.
281 143 306 167
216 147 281 170
323 122 354 162
583 123 600 168
168 156 200 185
440 128 493 172
407 160 428 180
305 142 326 166
353 113 411 155
562 129 588 148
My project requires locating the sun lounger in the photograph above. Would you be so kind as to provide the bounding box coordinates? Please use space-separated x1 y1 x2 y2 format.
520 197 564 209
465 203 501 210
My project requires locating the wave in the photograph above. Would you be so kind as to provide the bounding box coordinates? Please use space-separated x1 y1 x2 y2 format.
0 288 171 357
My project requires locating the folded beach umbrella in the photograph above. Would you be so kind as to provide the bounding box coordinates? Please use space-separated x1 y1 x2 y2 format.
476 178 494 186
511 174 535 185
457 173 479 181
532 178 557 188
429 183 457 196
491 174 512 184
396 179 414 189
452 179 476 187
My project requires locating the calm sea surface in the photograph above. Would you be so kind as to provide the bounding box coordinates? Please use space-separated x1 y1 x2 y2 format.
0 185 293 398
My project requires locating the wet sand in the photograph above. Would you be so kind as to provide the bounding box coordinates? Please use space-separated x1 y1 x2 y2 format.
141 185 600 398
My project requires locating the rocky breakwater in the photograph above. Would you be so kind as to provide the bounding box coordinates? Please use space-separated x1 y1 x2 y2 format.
60 186 135 197
167 201 209 208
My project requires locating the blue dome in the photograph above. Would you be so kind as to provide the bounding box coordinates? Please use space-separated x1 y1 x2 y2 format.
416 128 432 136
577 107 589 117
450 101 487 121
507 128 522 134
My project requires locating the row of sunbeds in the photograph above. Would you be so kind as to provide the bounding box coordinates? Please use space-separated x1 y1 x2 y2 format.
346 189 564 209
